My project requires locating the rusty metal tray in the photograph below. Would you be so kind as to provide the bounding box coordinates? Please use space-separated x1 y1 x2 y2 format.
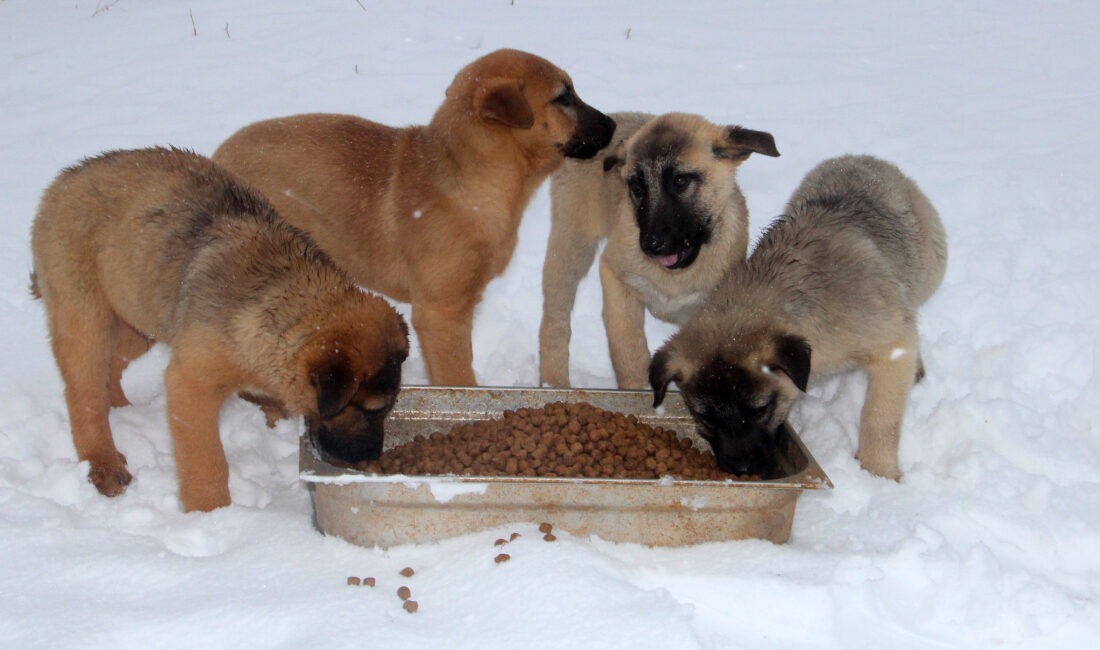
300 386 830 547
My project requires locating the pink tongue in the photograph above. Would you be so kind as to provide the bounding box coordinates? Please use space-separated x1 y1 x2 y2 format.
658 254 679 268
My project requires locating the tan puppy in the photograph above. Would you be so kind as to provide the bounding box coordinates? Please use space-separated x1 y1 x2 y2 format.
650 155 947 479
213 48 615 386
540 112 779 389
31 148 410 512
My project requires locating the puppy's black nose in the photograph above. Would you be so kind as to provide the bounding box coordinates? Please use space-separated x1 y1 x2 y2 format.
640 233 665 256
728 459 753 476
716 451 759 477
596 112 617 144
309 420 384 465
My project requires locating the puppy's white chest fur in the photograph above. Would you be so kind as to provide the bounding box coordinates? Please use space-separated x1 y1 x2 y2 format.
624 271 705 324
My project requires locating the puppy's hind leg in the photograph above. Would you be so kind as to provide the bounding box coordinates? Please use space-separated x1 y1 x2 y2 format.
539 213 601 388
108 317 154 408
47 291 132 496
857 336 921 480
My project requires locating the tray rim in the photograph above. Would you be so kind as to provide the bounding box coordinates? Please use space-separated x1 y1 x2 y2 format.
300 385 833 491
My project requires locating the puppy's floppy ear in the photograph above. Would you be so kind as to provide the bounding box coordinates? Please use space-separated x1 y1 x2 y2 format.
771 334 811 392
713 126 780 161
396 316 411 348
311 357 359 419
475 78 535 129
602 140 628 172
649 349 682 408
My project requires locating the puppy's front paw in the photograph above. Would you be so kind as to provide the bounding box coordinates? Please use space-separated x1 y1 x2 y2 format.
857 454 901 481
88 453 132 496
179 483 231 513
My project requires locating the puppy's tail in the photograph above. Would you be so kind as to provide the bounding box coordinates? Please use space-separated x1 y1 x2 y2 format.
28 272 41 300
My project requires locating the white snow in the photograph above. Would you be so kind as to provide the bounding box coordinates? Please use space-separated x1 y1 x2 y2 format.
2 1 1098 648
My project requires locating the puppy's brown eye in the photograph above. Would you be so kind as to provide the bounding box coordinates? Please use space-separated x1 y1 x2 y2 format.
552 92 574 108
627 176 645 199
671 173 693 192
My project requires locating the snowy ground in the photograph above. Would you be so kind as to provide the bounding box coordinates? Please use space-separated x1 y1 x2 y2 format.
1 1 1098 648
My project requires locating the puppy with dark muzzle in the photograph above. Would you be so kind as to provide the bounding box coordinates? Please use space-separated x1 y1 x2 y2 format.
650 155 947 479
540 112 779 389
31 147 409 511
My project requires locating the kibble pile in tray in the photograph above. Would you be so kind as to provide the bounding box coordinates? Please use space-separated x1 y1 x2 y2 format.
359 401 743 481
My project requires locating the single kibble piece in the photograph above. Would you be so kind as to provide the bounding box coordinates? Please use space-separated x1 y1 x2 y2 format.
509 532 521 541
399 567 415 577
543 533 557 542
494 553 511 564
346 576 361 586
397 586 411 601
494 538 508 547
403 600 419 614
538 522 553 534
363 577 376 587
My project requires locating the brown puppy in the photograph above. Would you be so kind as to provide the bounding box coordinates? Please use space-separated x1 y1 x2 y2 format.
650 155 947 479
213 48 615 386
540 112 779 389
31 147 409 512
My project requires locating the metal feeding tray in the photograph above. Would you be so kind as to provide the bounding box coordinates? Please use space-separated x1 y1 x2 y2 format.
300 386 830 547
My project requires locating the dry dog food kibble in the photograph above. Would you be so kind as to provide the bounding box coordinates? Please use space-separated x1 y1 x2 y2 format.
543 533 556 542
361 401 729 480
494 538 508 547
346 576 361 586
538 522 553 534
397 586 411 601
399 567 415 577
363 577 376 587
403 600 419 614
494 553 511 564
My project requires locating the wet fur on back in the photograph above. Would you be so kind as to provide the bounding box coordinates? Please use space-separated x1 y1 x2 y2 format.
31 147 409 511
651 154 946 479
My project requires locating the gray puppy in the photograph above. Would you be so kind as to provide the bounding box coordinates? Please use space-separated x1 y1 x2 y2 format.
649 155 947 479
540 111 779 389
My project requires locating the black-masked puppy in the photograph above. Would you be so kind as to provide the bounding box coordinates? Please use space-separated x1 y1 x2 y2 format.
31 147 409 511
540 112 778 389
650 155 947 479
214 49 615 386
